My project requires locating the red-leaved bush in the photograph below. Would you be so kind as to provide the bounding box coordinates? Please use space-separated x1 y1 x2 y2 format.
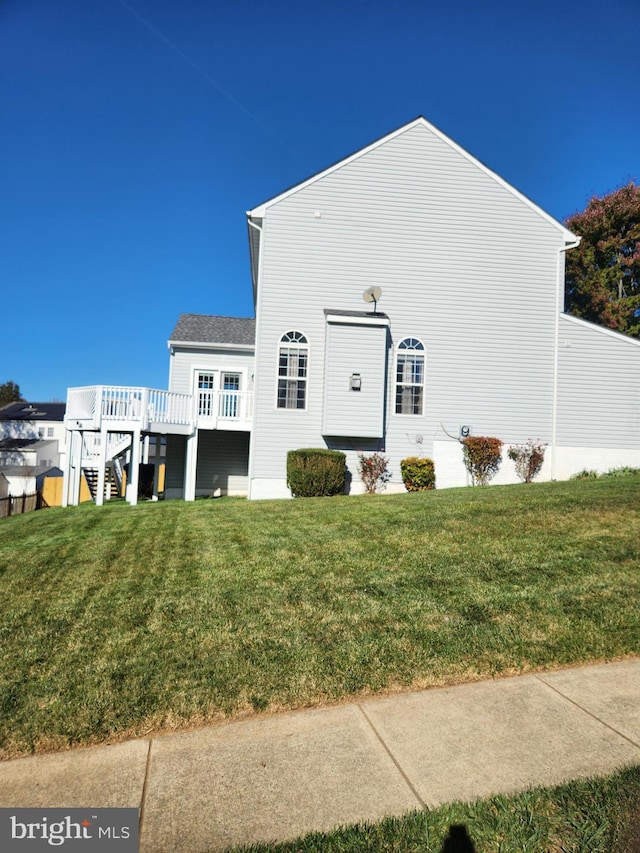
462 436 503 486
357 452 391 494
507 439 547 484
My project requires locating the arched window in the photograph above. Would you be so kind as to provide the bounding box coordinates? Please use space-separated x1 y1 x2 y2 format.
277 331 308 409
395 337 425 415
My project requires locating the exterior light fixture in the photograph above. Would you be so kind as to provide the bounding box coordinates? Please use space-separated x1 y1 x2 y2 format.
350 373 362 391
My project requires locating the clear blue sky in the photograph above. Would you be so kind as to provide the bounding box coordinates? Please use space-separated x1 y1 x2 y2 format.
2 0 639 402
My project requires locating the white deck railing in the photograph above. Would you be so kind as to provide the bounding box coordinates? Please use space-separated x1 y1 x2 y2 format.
67 386 99 422
67 386 193 431
197 389 254 424
67 386 253 431
81 431 131 462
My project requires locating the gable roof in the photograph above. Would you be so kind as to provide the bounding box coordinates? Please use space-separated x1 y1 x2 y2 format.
169 314 256 348
247 116 578 243
560 313 640 347
0 464 61 478
0 402 66 422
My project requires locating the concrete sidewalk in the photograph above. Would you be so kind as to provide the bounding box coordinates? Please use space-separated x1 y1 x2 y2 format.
1 659 639 851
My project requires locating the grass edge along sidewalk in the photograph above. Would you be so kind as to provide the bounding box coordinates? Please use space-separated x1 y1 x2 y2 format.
0 476 639 757
228 766 640 853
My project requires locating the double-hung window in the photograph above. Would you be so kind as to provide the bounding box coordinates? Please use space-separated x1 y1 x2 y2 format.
395 337 425 415
277 331 308 409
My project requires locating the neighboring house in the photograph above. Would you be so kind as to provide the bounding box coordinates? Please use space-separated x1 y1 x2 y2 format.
0 402 66 470
0 438 59 469
62 315 254 506
63 117 640 505
0 464 62 498
0 466 35 498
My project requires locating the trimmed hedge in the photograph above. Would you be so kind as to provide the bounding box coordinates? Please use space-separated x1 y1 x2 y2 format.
400 457 436 491
286 449 347 497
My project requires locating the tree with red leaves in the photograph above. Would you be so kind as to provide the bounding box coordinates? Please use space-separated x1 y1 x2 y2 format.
564 181 640 338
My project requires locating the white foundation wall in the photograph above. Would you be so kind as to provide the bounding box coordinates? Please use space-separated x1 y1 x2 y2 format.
249 442 640 500
433 440 554 489
433 440 640 489
248 478 293 500
551 446 640 479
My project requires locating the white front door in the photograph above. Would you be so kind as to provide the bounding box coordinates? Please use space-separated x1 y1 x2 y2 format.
221 373 241 419
196 371 218 419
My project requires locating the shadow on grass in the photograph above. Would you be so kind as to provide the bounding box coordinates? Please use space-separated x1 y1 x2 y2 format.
440 823 476 852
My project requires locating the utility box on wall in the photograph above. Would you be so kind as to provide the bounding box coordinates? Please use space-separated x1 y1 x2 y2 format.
322 310 389 438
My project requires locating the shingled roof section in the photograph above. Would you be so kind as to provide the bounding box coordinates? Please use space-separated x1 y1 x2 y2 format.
0 402 66 421
169 314 256 346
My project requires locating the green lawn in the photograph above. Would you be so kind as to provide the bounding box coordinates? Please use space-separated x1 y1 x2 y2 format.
0 477 638 757
230 766 640 853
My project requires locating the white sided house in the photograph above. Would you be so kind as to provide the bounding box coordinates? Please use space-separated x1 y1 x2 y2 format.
164 314 255 499
0 401 67 471
63 316 255 506
63 117 640 505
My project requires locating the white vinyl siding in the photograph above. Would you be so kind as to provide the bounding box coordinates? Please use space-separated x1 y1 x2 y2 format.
557 315 640 448
322 321 388 437
169 347 254 397
248 121 568 490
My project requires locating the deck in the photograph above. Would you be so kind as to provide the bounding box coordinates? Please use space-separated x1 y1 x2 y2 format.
65 386 253 434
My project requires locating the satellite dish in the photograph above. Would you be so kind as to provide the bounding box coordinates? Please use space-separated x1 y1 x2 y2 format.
363 286 382 304
362 286 382 314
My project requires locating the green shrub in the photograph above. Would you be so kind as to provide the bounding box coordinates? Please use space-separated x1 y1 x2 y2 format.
601 466 640 478
570 469 599 480
462 436 503 486
400 457 436 491
286 449 346 497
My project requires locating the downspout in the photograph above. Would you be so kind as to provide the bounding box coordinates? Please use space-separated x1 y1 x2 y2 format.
551 236 581 480
246 216 263 499
247 216 262 311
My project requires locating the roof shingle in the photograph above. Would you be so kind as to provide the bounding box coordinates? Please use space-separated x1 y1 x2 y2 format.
169 314 255 346
0 402 66 421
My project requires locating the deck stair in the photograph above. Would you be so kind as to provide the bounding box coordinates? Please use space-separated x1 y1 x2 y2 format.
82 466 121 501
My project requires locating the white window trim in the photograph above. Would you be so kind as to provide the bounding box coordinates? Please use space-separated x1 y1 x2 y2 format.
194 369 218 419
192 366 249 419
394 337 426 417
275 331 309 412
191 366 249 391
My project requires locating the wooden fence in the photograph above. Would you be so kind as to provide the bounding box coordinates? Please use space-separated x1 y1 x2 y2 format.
0 492 39 519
